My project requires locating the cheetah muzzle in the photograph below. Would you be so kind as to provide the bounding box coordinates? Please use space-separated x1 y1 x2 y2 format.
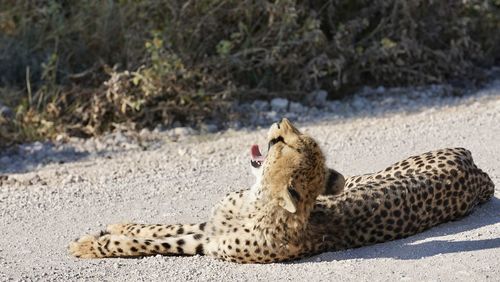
69 118 495 263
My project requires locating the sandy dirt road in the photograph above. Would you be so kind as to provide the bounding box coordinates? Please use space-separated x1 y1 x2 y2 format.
0 88 499 281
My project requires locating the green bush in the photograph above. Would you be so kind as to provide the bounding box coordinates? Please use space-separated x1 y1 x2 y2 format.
0 0 499 145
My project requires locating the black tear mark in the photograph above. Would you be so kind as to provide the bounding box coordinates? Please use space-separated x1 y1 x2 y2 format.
288 186 301 201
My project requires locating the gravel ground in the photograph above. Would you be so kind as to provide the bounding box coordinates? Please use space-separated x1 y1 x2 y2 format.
0 82 499 281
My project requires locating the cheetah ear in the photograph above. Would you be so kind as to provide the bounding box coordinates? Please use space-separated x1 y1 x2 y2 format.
280 187 297 213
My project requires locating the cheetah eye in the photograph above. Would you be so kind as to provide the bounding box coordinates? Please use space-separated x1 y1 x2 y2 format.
268 136 284 151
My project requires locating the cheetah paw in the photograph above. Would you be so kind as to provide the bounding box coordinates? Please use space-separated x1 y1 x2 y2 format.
68 234 100 258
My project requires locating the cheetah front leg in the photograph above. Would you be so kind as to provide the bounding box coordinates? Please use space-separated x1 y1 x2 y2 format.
106 222 207 238
69 232 206 258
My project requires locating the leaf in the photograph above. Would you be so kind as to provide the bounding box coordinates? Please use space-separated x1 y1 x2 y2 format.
381 38 397 49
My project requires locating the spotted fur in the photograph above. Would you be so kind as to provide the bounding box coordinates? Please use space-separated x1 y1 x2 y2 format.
69 119 494 263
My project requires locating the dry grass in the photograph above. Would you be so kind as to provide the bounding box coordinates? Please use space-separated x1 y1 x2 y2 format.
0 0 499 146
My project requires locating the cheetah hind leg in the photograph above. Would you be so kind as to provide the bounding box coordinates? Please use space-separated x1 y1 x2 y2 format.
106 222 207 238
69 232 206 258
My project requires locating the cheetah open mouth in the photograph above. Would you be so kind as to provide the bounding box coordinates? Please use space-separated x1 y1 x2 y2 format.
251 145 265 168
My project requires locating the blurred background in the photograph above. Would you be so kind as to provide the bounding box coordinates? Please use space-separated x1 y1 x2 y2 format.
0 0 499 146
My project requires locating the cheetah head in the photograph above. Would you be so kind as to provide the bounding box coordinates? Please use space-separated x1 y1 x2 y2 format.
251 118 326 215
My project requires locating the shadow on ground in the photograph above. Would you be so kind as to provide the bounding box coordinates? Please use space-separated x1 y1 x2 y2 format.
298 197 500 262
308 80 500 127
2 80 500 175
0 143 89 174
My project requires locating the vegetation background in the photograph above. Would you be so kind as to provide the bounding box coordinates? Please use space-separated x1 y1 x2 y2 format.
0 0 499 146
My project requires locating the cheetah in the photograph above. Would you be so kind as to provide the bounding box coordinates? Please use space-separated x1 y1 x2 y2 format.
69 118 495 263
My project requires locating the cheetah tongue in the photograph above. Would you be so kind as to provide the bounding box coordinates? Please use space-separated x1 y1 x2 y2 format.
251 144 265 167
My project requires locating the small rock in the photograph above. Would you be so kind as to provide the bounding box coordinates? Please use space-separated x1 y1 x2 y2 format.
113 132 128 144
173 127 195 137
94 139 107 151
251 100 270 111
139 128 151 138
237 102 252 112
0 103 13 119
283 112 298 120
265 111 279 121
327 101 342 112
375 86 385 94
308 90 328 107
352 96 367 110
84 139 96 150
32 141 44 152
178 148 188 157
359 86 372 95
308 107 320 117
0 156 11 164
27 175 45 186
289 102 306 114
0 175 10 186
153 124 167 133
228 121 243 129
63 175 74 185
381 96 395 106
63 174 84 185
55 134 65 143
270 98 289 112
204 147 215 154
201 124 218 133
